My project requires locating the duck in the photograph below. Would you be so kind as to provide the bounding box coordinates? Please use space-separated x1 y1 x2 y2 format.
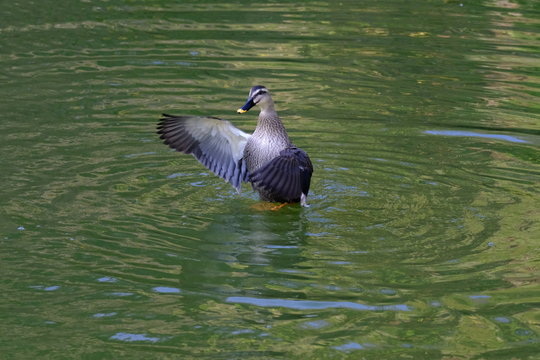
156 85 313 206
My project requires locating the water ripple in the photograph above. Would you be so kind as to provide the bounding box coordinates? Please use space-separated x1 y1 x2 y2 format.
226 296 410 311
110 332 162 343
0 0 538 357
425 130 528 143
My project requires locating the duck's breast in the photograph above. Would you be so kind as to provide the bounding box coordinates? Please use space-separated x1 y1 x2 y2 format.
243 134 289 172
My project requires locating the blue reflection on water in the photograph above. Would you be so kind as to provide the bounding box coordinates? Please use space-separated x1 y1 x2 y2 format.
167 172 190 179
264 245 299 249
93 312 117 318
333 342 365 352
425 130 528 143
30 285 60 291
110 332 160 343
152 286 181 294
230 329 255 335
123 151 156 158
470 295 491 299
226 297 410 311
301 320 330 329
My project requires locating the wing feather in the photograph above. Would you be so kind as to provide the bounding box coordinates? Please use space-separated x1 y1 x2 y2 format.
157 114 251 190
250 147 313 202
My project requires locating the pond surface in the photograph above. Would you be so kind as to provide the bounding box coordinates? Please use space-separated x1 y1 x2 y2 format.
1 0 539 358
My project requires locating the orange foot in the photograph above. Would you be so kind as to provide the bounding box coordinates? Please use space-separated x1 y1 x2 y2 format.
250 202 289 211
271 202 288 211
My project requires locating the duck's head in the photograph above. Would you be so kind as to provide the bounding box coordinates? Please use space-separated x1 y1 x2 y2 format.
237 85 272 113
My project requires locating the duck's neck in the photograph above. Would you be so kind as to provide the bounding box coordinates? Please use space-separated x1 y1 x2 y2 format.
255 107 290 144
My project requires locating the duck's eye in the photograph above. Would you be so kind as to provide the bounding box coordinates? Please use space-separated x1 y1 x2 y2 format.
254 90 267 98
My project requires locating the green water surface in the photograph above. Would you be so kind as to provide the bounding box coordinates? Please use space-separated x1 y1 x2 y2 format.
1 0 539 358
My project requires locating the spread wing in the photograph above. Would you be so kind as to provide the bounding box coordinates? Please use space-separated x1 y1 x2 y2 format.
157 114 251 191
249 147 313 202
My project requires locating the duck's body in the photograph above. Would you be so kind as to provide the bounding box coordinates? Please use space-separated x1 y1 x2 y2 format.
157 86 312 206
243 102 292 171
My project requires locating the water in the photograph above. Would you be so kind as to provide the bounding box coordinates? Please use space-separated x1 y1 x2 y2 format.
1 0 539 358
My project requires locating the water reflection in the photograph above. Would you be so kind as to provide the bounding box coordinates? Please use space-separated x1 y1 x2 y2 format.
175 208 312 298
226 296 411 311
425 130 528 143
110 332 162 343
333 342 370 352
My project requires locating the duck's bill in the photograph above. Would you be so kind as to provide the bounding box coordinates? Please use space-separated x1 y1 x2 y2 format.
237 97 256 113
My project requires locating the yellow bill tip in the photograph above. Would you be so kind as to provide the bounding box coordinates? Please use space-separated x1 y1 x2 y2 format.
237 108 247 114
